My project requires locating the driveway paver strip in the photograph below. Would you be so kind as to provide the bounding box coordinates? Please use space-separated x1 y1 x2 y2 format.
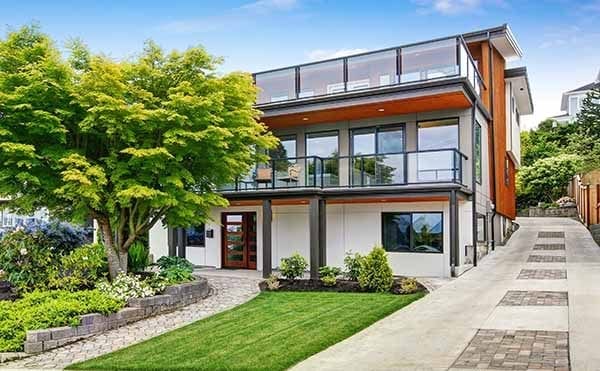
499 290 568 306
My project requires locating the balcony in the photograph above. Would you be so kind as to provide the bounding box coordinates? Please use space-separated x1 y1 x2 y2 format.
220 149 467 192
254 36 482 106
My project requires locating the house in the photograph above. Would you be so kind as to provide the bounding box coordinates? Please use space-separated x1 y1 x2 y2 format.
0 198 49 233
149 24 533 278
552 69 600 123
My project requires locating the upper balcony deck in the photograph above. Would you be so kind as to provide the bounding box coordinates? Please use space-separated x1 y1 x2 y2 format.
253 36 483 110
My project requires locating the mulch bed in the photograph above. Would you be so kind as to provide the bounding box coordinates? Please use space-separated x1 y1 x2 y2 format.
259 277 426 295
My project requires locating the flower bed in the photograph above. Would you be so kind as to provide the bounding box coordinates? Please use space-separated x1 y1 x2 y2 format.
259 277 426 295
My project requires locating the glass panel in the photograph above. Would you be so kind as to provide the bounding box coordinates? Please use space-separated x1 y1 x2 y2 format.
353 154 405 186
226 214 243 223
417 119 459 150
227 242 244 252
475 122 482 183
415 151 455 182
271 135 296 159
322 158 339 187
255 68 296 104
382 213 411 252
401 38 458 83
347 50 397 91
306 131 338 157
186 225 205 247
227 252 244 261
299 60 344 98
412 213 443 253
377 126 404 154
460 43 468 78
351 128 375 155
226 224 242 233
477 214 486 242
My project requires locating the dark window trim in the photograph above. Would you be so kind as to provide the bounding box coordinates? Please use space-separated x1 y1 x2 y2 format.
476 213 487 242
350 123 406 156
305 129 340 158
381 211 444 254
475 121 482 185
416 116 460 151
186 224 206 248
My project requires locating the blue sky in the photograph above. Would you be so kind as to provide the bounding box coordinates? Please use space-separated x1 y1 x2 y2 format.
2 0 600 129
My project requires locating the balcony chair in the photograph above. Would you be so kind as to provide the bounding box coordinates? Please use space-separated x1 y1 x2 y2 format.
278 164 301 186
255 167 273 188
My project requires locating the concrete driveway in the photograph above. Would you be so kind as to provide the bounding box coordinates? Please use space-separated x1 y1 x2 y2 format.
292 217 598 371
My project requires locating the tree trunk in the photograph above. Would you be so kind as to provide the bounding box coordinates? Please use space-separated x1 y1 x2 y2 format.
98 219 128 279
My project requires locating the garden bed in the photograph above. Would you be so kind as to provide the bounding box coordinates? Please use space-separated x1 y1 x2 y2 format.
259 277 427 295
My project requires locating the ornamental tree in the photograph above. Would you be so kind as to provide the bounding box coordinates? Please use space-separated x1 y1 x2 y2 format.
0 26 276 278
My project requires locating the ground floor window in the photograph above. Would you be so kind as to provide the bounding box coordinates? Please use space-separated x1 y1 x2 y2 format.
382 212 443 253
477 214 487 242
186 224 205 247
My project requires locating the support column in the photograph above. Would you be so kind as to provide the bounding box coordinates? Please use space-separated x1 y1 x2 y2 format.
450 190 459 276
309 197 326 280
177 228 186 258
262 199 272 278
167 227 177 257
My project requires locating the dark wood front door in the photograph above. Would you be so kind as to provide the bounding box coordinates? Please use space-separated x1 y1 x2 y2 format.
221 212 257 269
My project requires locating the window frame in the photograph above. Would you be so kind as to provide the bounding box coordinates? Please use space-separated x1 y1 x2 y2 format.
270 134 297 159
350 123 406 156
476 213 487 243
186 224 206 248
305 130 340 158
416 117 460 151
381 212 444 254
475 121 482 185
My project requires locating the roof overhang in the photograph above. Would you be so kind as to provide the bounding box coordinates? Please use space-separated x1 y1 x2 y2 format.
505 67 533 115
258 79 476 129
463 24 523 62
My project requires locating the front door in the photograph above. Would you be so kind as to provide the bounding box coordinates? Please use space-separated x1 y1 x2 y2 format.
221 212 257 269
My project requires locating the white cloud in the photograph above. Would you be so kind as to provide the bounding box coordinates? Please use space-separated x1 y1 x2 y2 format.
307 48 369 61
159 0 298 33
413 0 506 15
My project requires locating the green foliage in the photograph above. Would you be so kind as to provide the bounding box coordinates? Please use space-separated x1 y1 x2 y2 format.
264 274 280 291
343 252 364 281
0 289 123 352
128 241 149 273
520 119 577 167
159 266 195 284
0 230 54 291
279 253 308 281
569 88 600 171
517 154 583 206
0 25 277 277
96 273 155 302
399 278 420 294
318 266 341 286
358 246 394 293
156 256 194 272
49 243 107 291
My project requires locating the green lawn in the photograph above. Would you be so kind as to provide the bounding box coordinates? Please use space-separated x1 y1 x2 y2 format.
69 291 424 371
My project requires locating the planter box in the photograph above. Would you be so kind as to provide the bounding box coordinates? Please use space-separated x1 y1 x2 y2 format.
23 277 210 354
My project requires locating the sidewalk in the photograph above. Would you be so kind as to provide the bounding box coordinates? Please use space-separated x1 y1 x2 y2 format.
293 217 598 370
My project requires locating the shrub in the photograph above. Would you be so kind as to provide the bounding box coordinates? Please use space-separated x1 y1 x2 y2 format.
265 274 280 291
279 253 308 280
159 266 195 285
0 289 123 352
156 256 194 272
128 241 150 273
143 273 169 294
358 246 393 293
343 252 364 281
23 220 87 255
319 266 341 287
48 244 107 291
96 273 155 302
399 277 420 294
0 230 54 291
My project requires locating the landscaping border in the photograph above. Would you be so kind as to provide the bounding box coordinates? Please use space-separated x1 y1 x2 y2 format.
21 278 210 355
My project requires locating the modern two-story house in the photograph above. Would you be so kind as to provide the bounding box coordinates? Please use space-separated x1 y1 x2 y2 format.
150 24 533 278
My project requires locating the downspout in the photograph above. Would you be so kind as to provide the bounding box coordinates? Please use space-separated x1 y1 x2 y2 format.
471 105 478 267
487 34 497 252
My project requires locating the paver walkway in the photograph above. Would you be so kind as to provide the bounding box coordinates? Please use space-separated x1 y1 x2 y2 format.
1 275 261 370
293 217 600 371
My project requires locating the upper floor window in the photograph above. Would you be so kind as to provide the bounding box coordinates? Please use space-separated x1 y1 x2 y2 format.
270 135 296 159
306 131 339 158
475 122 482 184
351 125 404 155
569 96 581 116
417 118 459 150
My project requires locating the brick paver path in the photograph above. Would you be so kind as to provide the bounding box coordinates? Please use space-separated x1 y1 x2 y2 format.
499 290 568 306
538 231 565 238
534 244 566 250
452 329 570 370
527 255 567 263
517 269 567 280
1 276 261 370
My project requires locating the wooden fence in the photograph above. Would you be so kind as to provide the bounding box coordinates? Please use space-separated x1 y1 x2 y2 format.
569 171 600 227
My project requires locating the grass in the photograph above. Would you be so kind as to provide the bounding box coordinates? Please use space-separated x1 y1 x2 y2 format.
69 291 424 370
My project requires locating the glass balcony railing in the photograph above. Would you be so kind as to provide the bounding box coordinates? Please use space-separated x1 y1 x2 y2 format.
254 36 483 105
219 149 467 191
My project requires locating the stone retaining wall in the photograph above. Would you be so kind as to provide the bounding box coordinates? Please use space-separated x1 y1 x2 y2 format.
517 206 579 218
23 278 209 354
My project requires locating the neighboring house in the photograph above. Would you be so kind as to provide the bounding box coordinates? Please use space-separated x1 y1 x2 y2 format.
552 69 600 123
150 24 533 278
0 198 49 232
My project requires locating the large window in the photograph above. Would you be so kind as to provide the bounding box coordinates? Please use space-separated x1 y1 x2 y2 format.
418 118 459 150
382 212 443 253
351 125 405 185
351 125 404 155
475 121 482 184
270 135 296 159
306 131 339 186
186 224 205 247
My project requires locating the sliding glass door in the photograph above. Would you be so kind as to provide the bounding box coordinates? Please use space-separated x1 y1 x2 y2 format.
351 125 405 186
